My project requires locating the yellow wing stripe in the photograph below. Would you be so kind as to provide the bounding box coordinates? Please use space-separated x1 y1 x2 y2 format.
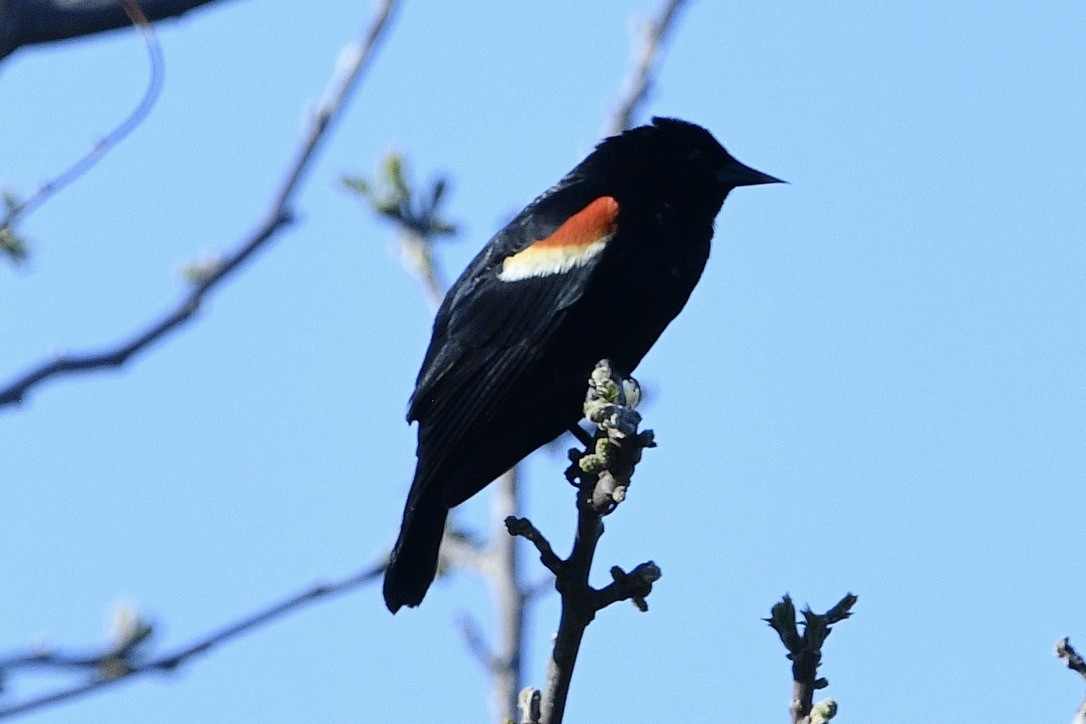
498 196 619 282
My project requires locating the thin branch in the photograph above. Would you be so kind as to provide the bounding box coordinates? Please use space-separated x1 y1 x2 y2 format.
522 575 557 604
1056 637 1086 724
343 153 454 313
456 613 498 674
0 0 234 61
766 594 855 724
1 0 163 236
607 0 689 135
506 517 563 578
398 226 447 312
0 0 399 409
1058 637 1086 679
489 468 526 722
439 532 491 577
0 561 385 720
506 361 658 724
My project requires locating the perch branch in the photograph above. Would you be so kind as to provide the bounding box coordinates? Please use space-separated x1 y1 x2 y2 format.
506 360 658 724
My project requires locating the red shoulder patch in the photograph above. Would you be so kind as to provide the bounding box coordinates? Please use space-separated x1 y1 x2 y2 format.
534 196 620 249
498 196 620 282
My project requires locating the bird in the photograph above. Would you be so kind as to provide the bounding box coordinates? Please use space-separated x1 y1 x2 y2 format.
384 117 782 612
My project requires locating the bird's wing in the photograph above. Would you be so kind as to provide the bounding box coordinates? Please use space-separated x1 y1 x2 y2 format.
407 183 620 465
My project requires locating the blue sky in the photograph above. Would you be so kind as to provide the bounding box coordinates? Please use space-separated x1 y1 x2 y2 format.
2 1 1085 721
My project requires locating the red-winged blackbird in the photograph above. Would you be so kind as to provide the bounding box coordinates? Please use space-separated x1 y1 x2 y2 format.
384 118 781 612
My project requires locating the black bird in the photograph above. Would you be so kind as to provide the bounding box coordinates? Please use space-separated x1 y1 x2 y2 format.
384 118 781 612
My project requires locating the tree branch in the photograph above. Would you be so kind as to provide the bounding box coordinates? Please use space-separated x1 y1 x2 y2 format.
0 561 385 720
0 0 236 61
606 0 689 135
1 0 163 245
489 468 527 721
1056 637 1086 724
766 593 855 724
0 0 399 409
507 360 658 724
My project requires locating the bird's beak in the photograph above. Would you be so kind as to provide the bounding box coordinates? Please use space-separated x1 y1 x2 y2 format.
717 159 786 188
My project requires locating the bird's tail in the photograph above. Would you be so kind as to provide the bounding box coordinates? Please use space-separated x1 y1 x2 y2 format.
383 481 448 613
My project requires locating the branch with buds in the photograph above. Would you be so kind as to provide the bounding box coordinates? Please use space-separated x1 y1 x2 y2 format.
766 593 856 724
508 359 659 724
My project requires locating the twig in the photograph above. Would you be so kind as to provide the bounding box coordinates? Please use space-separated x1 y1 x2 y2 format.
0 0 400 409
0 0 233 62
343 153 455 313
607 0 689 135
0 561 385 720
490 468 526 721
766 593 856 724
1058 637 1086 679
456 613 498 674
506 361 659 724
522 575 557 603
1 0 163 236
1056 637 1086 724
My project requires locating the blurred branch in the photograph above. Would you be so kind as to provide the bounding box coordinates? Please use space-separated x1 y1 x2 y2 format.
0 0 399 409
0 0 162 255
343 152 456 312
0 0 233 61
0 561 385 720
508 360 659 724
607 0 689 135
489 468 525 720
1056 637 1086 724
0 193 30 264
518 687 541 724
456 613 498 674
766 593 856 724
352 157 537 722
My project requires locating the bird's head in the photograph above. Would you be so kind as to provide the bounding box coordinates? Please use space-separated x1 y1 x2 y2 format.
587 117 783 215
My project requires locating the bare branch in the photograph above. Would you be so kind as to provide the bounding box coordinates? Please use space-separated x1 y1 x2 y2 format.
1 0 163 240
505 517 563 578
0 561 385 719
0 0 235 61
607 0 690 135
0 0 400 409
